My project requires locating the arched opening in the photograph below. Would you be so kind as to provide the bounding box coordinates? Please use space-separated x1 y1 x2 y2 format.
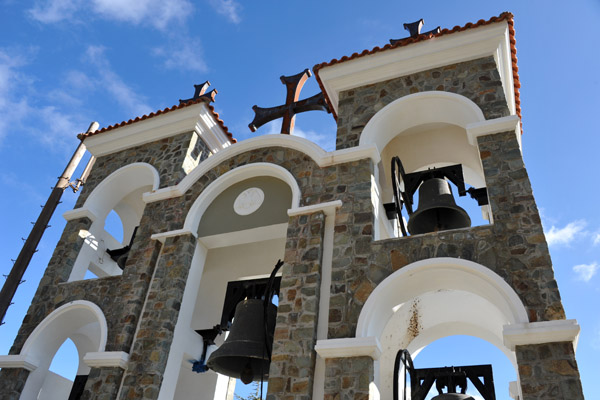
359 92 491 239
159 164 300 400
68 163 159 281
19 301 107 400
356 258 528 400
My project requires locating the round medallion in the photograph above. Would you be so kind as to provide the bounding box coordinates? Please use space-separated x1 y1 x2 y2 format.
233 187 265 216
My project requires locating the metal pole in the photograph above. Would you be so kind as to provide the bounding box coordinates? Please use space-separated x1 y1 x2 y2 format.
0 122 98 325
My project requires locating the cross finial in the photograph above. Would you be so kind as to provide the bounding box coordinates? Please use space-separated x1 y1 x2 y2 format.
179 81 217 105
249 69 330 135
390 19 441 44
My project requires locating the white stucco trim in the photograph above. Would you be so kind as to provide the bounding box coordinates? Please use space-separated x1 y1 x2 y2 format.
151 228 198 244
315 337 382 360
83 351 129 369
63 208 99 222
359 91 485 152
318 21 514 116
0 354 40 371
83 103 231 157
182 163 301 233
502 319 580 351
288 200 343 218
356 257 529 339
21 300 108 356
198 223 288 249
466 115 521 148
143 135 380 203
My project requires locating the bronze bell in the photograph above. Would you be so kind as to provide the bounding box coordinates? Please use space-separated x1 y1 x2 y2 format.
407 177 471 235
207 299 277 384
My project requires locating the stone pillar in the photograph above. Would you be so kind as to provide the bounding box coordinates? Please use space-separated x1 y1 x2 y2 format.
516 342 584 399
0 368 30 400
324 357 373 400
118 233 197 400
81 367 124 400
268 211 324 400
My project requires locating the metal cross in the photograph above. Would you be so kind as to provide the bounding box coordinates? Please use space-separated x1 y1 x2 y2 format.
390 19 441 45
249 69 330 135
179 81 217 105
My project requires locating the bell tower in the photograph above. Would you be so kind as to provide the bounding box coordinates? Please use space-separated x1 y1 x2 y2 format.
308 12 585 399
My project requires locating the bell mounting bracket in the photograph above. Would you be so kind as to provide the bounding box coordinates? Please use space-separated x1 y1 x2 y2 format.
393 349 496 400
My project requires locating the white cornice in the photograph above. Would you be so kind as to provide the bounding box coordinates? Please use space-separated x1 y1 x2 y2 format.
83 103 230 157
318 21 514 117
315 337 382 360
151 229 198 244
0 354 39 371
288 200 342 218
502 319 580 351
466 115 521 148
63 208 99 222
143 135 380 204
83 351 130 369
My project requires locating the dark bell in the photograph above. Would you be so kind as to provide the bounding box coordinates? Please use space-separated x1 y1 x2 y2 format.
407 178 471 235
431 394 475 400
207 299 277 384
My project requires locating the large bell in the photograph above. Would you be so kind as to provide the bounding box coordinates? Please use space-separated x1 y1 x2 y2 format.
207 299 277 384
407 178 471 235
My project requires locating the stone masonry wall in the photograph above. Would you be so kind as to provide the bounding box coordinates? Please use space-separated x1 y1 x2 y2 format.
0 368 29 400
516 342 584 399
118 233 197 400
335 56 510 150
268 211 325 400
324 357 373 400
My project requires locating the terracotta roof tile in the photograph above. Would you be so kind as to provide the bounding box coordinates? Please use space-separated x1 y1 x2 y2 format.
313 12 522 132
78 97 236 143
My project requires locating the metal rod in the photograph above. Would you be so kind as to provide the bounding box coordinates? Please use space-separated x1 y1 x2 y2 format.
0 122 98 325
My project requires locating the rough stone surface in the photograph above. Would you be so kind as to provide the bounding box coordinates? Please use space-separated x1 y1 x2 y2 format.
0 368 29 400
516 342 584 399
82 367 124 400
267 211 324 400
324 357 373 400
335 56 510 150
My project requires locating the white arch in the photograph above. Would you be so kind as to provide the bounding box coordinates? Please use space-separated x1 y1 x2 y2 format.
19 301 108 400
83 162 159 221
359 91 485 152
183 162 301 233
356 257 528 340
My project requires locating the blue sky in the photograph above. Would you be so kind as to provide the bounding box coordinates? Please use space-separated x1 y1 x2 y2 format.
1 1 599 399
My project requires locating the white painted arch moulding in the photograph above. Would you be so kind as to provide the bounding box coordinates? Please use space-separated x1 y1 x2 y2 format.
359 91 485 151
143 134 381 203
182 162 302 233
20 300 108 358
356 257 529 340
64 162 160 222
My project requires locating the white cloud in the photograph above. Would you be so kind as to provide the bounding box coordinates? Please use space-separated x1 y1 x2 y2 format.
28 0 81 24
153 39 208 73
85 46 152 117
573 262 599 282
593 233 600 246
208 0 241 24
544 220 587 247
28 0 193 30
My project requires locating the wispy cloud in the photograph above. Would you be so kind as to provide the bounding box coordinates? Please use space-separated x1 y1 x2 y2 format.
261 122 335 151
0 48 33 143
28 0 193 30
544 220 587 247
593 233 600 246
153 39 208 73
85 45 152 117
208 0 241 24
573 262 599 282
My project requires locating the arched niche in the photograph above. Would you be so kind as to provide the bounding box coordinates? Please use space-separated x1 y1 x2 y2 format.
68 163 159 281
360 92 490 235
19 301 107 400
160 163 300 400
355 258 528 400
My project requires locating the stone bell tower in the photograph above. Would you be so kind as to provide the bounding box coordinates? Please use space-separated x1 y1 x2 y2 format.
305 12 585 400
0 12 585 400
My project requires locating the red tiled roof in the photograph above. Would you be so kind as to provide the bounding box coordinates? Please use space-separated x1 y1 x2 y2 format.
313 12 522 131
78 98 236 143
